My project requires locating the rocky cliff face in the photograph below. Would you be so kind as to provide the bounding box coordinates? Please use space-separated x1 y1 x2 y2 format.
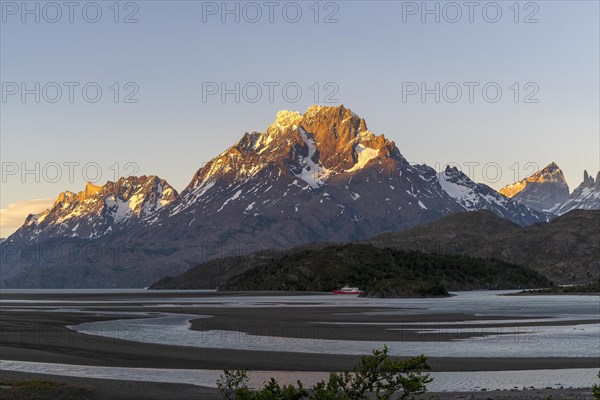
554 170 600 215
499 162 570 212
0 105 554 288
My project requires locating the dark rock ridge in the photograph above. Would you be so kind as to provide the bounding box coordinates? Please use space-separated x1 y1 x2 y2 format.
367 209 600 284
0 106 560 288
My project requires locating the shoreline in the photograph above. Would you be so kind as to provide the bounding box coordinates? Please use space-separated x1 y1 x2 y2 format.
0 370 596 400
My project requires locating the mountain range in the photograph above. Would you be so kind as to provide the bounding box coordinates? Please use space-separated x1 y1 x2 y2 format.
499 163 600 215
1 105 598 288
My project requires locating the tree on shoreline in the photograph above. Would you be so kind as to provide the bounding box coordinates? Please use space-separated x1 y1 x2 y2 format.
217 347 432 400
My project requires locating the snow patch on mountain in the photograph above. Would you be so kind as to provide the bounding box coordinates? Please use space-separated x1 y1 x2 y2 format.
438 171 481 208
105 197 134 224
346 144 380 173
294 128 331 188
218 189 243 212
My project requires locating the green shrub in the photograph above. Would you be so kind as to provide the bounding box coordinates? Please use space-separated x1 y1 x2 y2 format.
217 347 431 400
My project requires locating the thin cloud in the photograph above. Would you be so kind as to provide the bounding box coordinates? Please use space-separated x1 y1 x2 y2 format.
0 198 54 238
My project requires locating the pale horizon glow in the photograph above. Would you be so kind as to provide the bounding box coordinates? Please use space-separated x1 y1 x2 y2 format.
0 198 54 238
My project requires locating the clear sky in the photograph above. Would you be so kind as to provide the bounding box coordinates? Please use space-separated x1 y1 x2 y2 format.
1 0 599 237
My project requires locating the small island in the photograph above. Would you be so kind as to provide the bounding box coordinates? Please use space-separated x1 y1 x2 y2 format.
359 279 451 298
509 279 600 296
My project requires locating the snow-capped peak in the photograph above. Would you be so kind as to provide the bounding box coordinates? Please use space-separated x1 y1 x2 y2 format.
272 110 302 129
294 127 331 188
187 105 400 193
346 144 380 173
11 176 178 240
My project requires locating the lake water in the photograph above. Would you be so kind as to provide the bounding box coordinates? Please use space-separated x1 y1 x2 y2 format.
64 290 600 358
69 312 600 358
1 289 599 391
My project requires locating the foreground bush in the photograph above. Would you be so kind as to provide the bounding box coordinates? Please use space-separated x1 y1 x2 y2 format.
593 370 600 400
217 347 432 400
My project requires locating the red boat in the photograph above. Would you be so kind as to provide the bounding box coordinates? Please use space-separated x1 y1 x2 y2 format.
333 285 363 295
